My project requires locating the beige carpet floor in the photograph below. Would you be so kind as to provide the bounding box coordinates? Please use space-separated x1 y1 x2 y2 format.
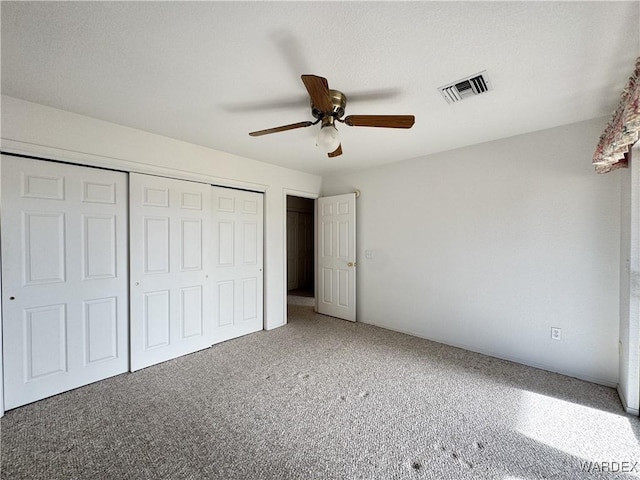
1 297 638 479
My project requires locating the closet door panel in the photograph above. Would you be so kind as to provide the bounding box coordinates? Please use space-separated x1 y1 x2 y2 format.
1 156 128 409
129 173 212 371
212 187 264 344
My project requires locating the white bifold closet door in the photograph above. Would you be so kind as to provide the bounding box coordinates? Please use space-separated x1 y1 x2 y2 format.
212 187 264 344
1 156 129 409
129 173 212 371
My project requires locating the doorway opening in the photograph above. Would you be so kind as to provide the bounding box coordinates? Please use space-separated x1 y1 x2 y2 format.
286 195 315 309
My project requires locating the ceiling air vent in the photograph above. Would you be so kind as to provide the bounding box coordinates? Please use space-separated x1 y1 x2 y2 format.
438 71 492 104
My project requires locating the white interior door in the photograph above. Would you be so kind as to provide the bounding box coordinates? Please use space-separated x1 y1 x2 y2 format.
1 156 128 409
129 173 212 371
316 193 356 321
212 187 264 344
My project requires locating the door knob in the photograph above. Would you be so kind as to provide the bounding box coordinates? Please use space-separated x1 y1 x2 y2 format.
347 262 356 267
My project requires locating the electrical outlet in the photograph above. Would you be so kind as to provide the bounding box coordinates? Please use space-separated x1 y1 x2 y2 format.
551 327 562 341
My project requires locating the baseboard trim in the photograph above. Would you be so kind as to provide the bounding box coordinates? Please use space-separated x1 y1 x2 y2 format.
617 385 640 415
359 319 617 388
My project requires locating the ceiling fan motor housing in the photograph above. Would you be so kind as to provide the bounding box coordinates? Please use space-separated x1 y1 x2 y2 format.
312 89 347 120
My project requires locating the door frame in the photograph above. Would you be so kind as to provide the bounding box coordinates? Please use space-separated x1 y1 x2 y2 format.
283 189 319 325
620 143 640 415
0 163 3 417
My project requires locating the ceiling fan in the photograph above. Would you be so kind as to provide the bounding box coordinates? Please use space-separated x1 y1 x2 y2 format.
248 75 415 158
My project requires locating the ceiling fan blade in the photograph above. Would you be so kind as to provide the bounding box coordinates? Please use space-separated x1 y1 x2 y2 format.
344 115 415 129
249 121 313 137
327 144 343 158
301 74 333 113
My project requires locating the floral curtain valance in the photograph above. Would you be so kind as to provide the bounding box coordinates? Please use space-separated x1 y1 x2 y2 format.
593 57 640 173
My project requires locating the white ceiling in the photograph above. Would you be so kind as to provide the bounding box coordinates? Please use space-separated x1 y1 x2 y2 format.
2 1 639 176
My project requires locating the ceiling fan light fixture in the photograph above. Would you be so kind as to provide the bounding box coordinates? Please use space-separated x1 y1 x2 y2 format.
248 74 415 158
316 123 341 153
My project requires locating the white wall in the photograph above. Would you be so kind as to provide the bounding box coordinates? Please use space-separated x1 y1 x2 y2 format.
0 95 322 331
322 117 621 386
619 145 640 413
